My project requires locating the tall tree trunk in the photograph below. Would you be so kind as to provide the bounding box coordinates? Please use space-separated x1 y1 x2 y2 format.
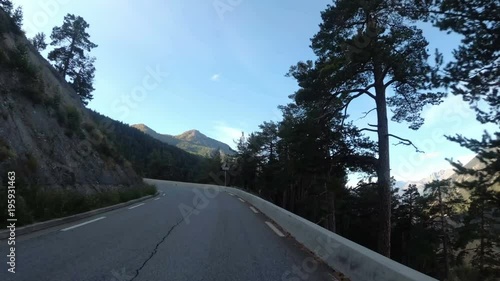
375 69 391 258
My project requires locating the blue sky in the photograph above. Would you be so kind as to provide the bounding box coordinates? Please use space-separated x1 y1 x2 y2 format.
15 0 496 182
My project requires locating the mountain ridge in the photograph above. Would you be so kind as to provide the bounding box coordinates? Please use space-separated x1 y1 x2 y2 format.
131 124 236 157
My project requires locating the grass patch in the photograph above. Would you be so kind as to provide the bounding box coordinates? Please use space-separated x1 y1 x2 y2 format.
0 183 157 228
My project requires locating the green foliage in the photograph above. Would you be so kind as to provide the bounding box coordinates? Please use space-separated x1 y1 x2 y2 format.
88 110 206 182
286 0 445 257
0 0 13 14
0 1 23 34
8 43 37 77
44 93 61 110
423 179 466 279
10 6 21 29
30 32 47 52
64 105 81 134
448 134 500 280
423 0 499 125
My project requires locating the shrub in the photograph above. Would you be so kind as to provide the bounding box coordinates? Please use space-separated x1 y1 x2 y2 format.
64 105 81 136
9 43 37 77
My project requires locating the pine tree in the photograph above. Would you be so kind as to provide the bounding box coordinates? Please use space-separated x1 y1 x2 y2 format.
426 1 500 277
393 185 421 265
450 135 500 280
11 5 21 29
48 14 97 105
0 0 13 14
424 179 465 280
287 0 443 257
67 55 96 105
30 32 47 52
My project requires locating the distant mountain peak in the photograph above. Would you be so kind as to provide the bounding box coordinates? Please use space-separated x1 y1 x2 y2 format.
177 129 203 140
131 124 235 156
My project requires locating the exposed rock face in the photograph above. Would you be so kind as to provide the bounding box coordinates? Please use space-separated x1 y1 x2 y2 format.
0 11 140 192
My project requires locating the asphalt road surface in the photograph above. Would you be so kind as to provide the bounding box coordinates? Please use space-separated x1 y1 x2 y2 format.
1 179 336 281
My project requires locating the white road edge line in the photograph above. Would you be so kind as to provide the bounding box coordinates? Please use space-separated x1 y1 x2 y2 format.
128 203 145 209
250 206 259 214
61 217 106 232
265 221 285 237
238 198 245 203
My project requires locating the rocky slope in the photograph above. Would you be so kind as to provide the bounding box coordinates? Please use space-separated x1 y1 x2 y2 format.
0 10 141 192
132 124 236 156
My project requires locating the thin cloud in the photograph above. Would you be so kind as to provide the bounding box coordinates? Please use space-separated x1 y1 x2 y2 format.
212 122 242 149
422 94 474 128
211 74 221 81
419 151 441 160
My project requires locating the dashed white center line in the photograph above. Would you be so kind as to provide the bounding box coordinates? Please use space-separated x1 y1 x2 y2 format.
128 203 145 209
249 206 259 213
61 217 106 232
154 198 160 201
228 193 235 196
265 221 285 237
238 198 245 203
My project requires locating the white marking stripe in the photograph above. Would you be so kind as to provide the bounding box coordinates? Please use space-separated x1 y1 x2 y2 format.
154 198 160 201
238 198 245 202
228 193 235 196
128 203 145 209
250 206 259 213
61 217 106 231
265 221 285 237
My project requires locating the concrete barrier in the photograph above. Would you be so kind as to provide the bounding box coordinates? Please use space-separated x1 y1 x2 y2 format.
0 192 159 240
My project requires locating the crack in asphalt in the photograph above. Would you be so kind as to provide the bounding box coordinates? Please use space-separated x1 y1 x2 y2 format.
129 198 202 281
